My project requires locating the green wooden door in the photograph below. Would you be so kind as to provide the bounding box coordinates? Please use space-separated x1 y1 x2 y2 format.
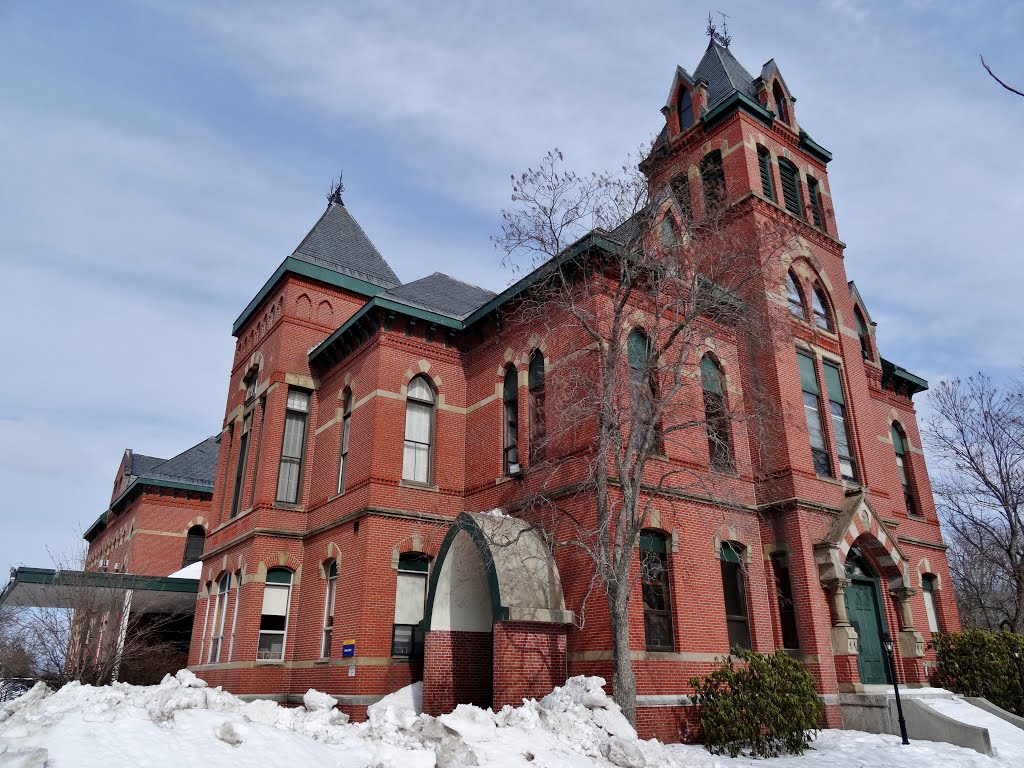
845 580 890 685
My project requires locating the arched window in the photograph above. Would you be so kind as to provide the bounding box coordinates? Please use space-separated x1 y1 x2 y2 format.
720 543 751 650
658 216 680 249
807 176 825 229
700 150 726 210
824 363 857 483
227 570 241 662
230 413 251 518
276 389 310 504
922 574 940 634
503 366 520 474
529 351 546 464
208 572 230 663
244 367 259 402
183 525 206 566
812 284 834 332
403 376 435 484
757 145 775 203
677 87 694 131
855 308 871 360
892 423 918 516
640 531 673 651
773 81 789 124
337 390 352 494
701 356 732 471
628 329 661 454
393 553 430 658
322 560 338 658
786 270 806 319
798 351 832 477
258 568 292 661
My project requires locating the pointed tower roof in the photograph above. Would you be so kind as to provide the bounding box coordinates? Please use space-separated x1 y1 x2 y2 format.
233 199 401 335
291 200 400 290
692 41 759 110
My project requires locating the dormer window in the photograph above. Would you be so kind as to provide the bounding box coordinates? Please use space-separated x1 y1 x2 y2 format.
677 87 694 131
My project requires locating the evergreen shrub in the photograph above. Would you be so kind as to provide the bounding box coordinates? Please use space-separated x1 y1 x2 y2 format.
930 629 1024 716
689 647 822 758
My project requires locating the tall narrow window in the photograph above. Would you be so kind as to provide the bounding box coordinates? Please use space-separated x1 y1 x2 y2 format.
812 284 833 332
640 531 673 651
393 553 430 658
230 414 252 518
720 544 751 650
770 553 800 649
824 363 857 483
892 424 918 516
183 525 206 566
208 573 230 663
503 366 520 474
677 87 694 131
670 174 692 223
245 369 258 402
798 352 832 477
529 351 546 464
258 568 292 661
227 571 241 661
337 391 352 494
807 176 825 229
701 150 726 211
701 356 732 471
855 308 871 360
322 560 338 658
922 574 940 633
757 145 775 203
786 271 806 319
403 377 435 484
778 158 803 218
773 81 790 124
276 390 310 504
628 330 661 454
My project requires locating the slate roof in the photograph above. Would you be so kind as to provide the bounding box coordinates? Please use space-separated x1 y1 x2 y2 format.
135 436 219 488
129 454 166 477
692 41 759 111
380 272 496 320
291 201 401 290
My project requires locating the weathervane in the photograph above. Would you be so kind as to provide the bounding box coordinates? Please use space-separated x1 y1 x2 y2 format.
706 11 732 48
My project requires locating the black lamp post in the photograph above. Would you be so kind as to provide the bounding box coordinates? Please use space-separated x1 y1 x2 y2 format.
882 632 910 745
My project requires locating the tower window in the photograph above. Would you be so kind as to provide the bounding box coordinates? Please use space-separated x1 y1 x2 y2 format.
892 423 919 516
628 329 662 455
824 363 857 483
807 176 825 229
700 150 726 211
778 158 803 218
230 414 251 518
812 284 834 332
183 525 206 566
786 270 806 319
855 308 871 360
677 87 694 131
276 389 310 504
798 351 832 477
701 355 732 471
773 81 790 124
337 391 352 494
757 145 775 203
720 543 751 651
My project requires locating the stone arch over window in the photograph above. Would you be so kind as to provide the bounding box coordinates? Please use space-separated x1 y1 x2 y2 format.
402 375 436 485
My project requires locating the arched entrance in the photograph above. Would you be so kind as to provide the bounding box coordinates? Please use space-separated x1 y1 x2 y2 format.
421 512 575 715
844 550 890 685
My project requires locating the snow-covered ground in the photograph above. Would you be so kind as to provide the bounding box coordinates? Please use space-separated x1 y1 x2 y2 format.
1 671 1022 768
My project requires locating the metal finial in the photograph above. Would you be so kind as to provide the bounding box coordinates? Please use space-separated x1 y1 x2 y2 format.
327 172 345 205
707 10 732 48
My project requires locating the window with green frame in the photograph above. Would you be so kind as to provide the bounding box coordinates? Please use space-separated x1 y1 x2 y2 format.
824 362 857 483
720 543 751 650
807 176 825 229
798 352 832 477
640 531 673 651
892 423 919 516
757 145 775 203
778 158 803 218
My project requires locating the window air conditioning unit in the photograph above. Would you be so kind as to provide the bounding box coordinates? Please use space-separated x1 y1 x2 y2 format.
508 463 523 477
113 563 123 573
98 560 109 571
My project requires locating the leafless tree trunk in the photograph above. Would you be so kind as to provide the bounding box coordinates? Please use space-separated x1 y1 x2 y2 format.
926 374 1024 633
493 149 791 723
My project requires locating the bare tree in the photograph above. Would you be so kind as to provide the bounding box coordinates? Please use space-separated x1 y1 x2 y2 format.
493 149 791 723
927 374 1024 633
981 55 1024 98
7 549 191 687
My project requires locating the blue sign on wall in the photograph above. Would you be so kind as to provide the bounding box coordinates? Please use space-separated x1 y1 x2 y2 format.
342 640 355 658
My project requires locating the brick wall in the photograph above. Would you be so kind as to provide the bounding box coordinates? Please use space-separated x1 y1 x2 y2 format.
492 622 567 709
423 630 493 714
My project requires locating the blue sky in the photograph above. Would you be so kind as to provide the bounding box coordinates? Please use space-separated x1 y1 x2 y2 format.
1 0 1022 576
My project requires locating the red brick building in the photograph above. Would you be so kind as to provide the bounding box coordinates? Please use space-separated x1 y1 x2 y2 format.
73 38 957 739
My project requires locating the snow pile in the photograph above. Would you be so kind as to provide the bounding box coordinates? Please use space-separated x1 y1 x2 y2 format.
4 671 1023 767
167 561 202 579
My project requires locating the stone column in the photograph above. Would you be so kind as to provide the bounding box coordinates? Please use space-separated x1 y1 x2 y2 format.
823 578 858 656
890 587 925 659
